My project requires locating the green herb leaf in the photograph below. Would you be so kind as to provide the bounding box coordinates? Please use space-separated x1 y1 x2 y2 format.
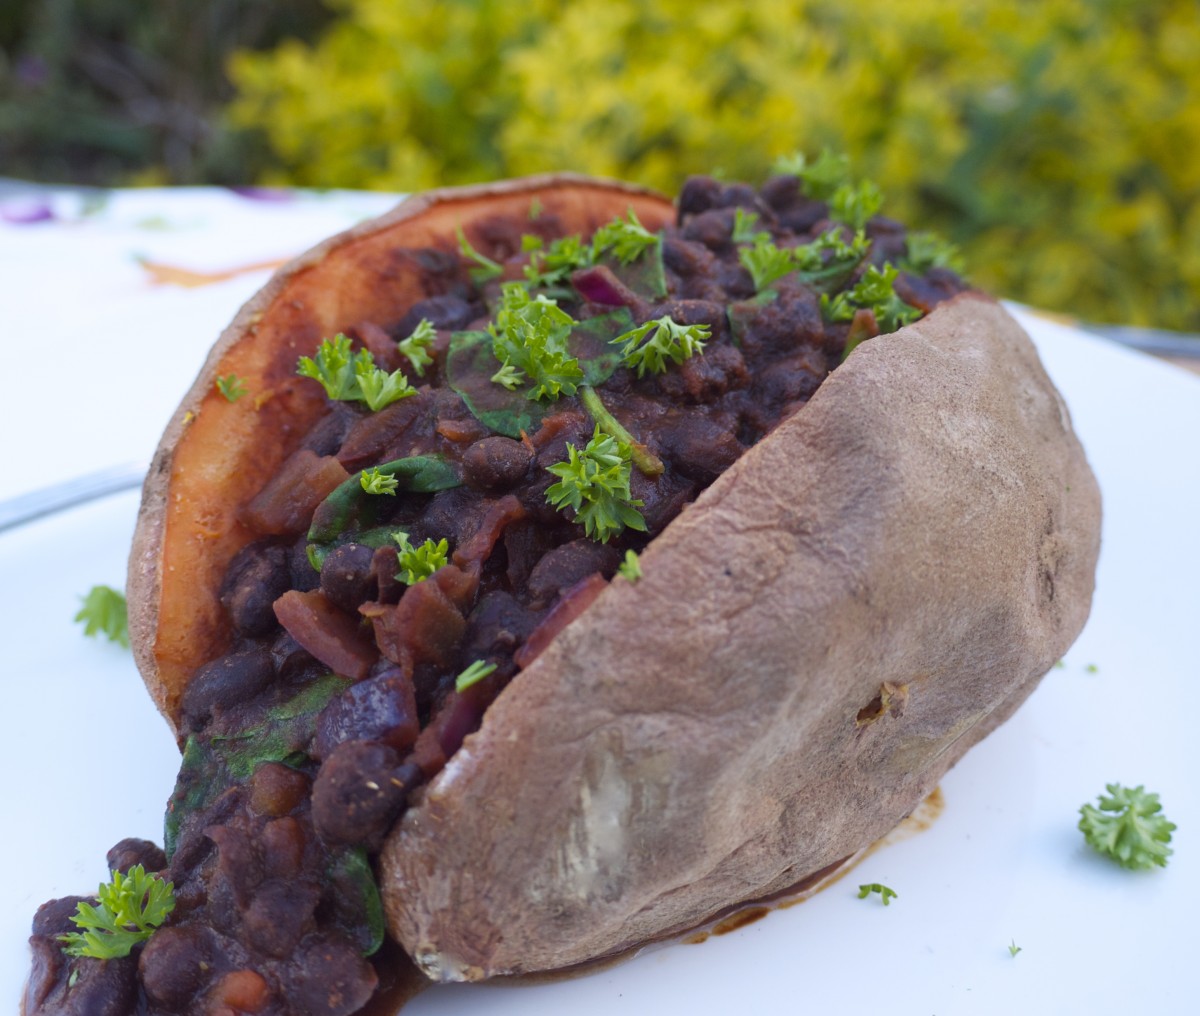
355 360 417 411
360 467 399 495
732 208 769 245
592 209 659 265
397 319 436 377
298 334 414 410
902 231 964 275
545 426 647 543
821 263 921 334
524 233 594 289
59 865 175 959
455 659 498 693
1079 783 1175 870
830 180 884 230
74 585 129 648
618 549 642 582
792 148 859 200
856 882 898 906
456 225 504 283
1008 939 1022 958
791 228 872 291
297 334 367 401
215 374 247 402
739 235 798 292
490 286 584 400
392 532 449 584
612 315 710 377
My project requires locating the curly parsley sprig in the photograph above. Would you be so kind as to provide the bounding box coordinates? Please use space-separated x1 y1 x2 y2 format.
297 335 417 411
1079 783 1175 870
821 263 921 334
75 585 129 648
489 284 583 400
545 426 647 543
397 319 436 377
612 315 710 378
592 209 659 265
857 882 898 906
456 226 504 283
59 865 175 960
392 532 449 584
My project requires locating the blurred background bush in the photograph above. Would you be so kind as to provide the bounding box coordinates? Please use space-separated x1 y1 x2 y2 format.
3 0 1197 331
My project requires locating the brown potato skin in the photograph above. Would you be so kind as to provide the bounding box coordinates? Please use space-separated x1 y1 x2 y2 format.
380 294 1101 980
126 176 1101 982
127 175 673 733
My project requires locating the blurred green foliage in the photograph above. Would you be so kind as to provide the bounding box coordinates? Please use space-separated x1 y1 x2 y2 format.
0 0 331 184
226 0 1200 331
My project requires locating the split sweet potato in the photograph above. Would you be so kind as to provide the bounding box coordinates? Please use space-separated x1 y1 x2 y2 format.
125 174 1101 986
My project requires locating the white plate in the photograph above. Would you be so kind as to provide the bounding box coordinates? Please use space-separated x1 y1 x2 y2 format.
2 307 1194 1015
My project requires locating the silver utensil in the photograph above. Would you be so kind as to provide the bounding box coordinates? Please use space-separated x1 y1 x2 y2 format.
0 461 147 534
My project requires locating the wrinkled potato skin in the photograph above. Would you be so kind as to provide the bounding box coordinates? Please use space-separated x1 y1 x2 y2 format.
127 175 672 733
381 294 1101 981
126 176 1100 983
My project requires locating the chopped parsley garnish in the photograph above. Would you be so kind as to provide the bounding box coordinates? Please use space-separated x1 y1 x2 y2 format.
397 319 436 377
1078 783 1175 870
618 549 642 582
774 148 852 200
857 882 898 905
829 180 885 231
524 233 595 289
821 263 921 334
360 468 399 495
731 208 769 245
545 426 647 543
215 374 247 402
592 209 659 265
74 585 129 648
489 284 583 400
739 235 799 292
455 659 497 693
612 315 710 377
1008 940 1022 958
297 335 416 411
59 865 175 960
902 231 964 274
393 532 449 584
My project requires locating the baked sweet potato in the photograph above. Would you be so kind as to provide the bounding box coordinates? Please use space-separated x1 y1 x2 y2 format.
123 173 1100 992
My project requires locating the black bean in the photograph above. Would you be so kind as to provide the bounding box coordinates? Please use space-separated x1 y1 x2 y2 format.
32 953 138 1016
285 935 379 1016
289 536 322 593
219 540 291 636
462 435 534 491
527 539 622 607
395 294 478 334
760 174 802 211
681 208 735 251
677 175 723 220
462 590 543 660
659 412 746 485
31 896 87 938
320 543 378 614
105 837 166 875
302 402 360 457
311 741 411 848
242 879 320 958
181 648 275 727
139 924 221 1011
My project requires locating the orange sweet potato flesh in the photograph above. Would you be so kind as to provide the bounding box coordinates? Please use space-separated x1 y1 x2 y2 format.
127 174 1101 984
127 175 673 733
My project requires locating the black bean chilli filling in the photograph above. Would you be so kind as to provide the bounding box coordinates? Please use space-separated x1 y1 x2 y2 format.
27 171 967 1016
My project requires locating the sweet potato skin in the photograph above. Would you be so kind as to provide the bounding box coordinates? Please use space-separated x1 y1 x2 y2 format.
380 294 1100 980
127 175 673 733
